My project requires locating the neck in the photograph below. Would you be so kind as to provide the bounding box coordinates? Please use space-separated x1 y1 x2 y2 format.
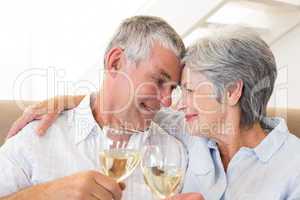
210 117 266 171
91 89 122 129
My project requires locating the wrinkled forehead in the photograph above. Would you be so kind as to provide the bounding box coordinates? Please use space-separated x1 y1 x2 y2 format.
181 66 210 86
147 45 183 81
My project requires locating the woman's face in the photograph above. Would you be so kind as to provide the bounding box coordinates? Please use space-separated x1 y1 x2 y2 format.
179 67 227 137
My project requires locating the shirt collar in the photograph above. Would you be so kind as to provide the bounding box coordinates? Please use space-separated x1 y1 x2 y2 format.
254 117 289 163
205 117 290 163
73 93 99 145
207 139 218 150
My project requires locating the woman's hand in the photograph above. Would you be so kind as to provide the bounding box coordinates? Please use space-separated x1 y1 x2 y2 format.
166 193 204 200
6 95 84 139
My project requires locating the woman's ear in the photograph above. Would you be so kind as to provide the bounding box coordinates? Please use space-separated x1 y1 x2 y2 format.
104 47 124 71
227 80 243 106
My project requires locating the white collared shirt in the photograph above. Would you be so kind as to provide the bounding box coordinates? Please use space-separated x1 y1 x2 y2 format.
0 94 153 199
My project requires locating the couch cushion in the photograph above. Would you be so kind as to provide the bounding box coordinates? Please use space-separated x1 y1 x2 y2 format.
267 108 300 137
0 100 35 145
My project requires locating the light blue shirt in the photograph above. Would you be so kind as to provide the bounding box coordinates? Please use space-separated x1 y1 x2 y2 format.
156 108 300 200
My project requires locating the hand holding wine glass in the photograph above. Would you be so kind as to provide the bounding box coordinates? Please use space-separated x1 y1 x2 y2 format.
99 126 144 182
141 125 188 200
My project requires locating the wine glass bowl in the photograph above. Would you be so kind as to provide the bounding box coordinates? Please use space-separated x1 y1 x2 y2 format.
141 127 188 199
99 126 143 182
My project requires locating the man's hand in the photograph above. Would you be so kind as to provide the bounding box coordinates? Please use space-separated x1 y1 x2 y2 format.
166 193 204 200
43 170 125 200
2 171 125 200
6 95 84 139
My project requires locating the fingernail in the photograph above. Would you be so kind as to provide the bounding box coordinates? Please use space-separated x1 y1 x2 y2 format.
119 182 126 190
36 128 44 135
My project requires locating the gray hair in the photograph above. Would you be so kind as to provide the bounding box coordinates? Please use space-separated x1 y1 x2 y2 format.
104 16 185 65
184 26 277 128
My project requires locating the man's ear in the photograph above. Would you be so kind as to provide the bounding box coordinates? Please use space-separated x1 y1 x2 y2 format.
227 80 243 106
105 47 124 71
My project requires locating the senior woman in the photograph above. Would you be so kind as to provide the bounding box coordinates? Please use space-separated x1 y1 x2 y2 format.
169 27 300 199
6 27 300 200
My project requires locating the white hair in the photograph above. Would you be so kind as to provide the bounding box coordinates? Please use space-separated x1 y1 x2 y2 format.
184 26 277 128
104 16 185 65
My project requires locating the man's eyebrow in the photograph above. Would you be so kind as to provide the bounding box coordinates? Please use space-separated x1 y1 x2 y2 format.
158 69 171 81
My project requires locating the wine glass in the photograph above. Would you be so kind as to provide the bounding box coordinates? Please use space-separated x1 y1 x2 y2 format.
99 126 145 182
141 124 188 199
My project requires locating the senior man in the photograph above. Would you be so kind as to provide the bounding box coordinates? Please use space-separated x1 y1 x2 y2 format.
0 16 200 200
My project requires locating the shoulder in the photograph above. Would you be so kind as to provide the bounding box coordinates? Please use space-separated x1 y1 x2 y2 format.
273 132 300 176
281 130 300 153
1 109 74 152
154 108 183 122
1 120 39 152
266 117 300 164
154 108 184 130
283 136 300 198
0 120 39 171
283 133 300 159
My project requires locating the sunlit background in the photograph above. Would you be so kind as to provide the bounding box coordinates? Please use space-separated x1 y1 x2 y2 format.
0 0 300 108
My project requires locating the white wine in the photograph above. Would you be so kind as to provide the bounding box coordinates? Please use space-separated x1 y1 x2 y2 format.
143 166 183 199
99 149 140 182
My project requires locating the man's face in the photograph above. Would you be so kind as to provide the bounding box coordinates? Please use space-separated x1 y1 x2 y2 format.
108 43 182 131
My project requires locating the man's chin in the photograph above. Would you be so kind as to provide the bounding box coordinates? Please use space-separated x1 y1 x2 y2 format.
135 111 156 124
135 119 152 132
120 111 156 132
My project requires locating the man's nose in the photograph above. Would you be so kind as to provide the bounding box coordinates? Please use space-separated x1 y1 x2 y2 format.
160 96 172 107
159 90 172 107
